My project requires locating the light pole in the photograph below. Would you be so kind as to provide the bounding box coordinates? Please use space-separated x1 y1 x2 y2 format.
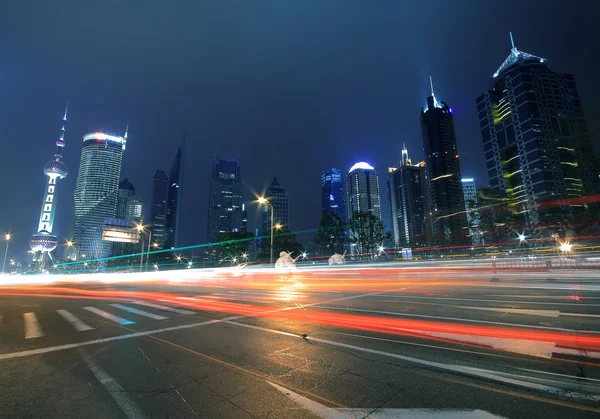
136 224 145 272
144 231 153 270
257 197 275 264
2 233 11 274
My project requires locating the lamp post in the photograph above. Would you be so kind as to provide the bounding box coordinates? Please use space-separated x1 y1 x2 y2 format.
2 233 11 274
257 197 275 264
136 224 145 272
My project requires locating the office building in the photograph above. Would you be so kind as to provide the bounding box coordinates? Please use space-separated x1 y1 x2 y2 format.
29 104 69 265
261 177 289 235
477 33 600 225
421 77 468 245
150 170 169 249
241 204 248 231
345 162 382 222
387 145 432 248
461 178 483 245
67 128 127 260
111 178 144 256
207 159 243 242
321 168 346 221
165 147 183 249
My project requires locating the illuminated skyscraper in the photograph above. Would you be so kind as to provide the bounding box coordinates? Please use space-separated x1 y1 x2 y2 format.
387 145 432 248
67 128 127 260
207 159 243 242
261 177 289 235
165 147 183 249
112 178 143 256
321 168 346 221
29 104 69 265
477 33 600 225
461 178 483 245
345 162 381 221
421 77 468 245
150 170 169 249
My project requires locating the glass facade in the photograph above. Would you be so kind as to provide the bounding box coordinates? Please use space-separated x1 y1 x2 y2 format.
321 168 346 221
207 159 244 242
345 162 381 222
150 170 169 249
261 177 289 235
165 147 183 249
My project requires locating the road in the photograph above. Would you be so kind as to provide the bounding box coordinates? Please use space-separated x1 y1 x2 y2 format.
1 264 600 418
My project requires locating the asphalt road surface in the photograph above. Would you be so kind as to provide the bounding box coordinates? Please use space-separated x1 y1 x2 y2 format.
1 265 600 418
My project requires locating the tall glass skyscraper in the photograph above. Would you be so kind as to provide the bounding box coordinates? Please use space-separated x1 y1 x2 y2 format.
67 131 126 260
29 104 69 265
321 168 346 221
111 178 143 256
165 147 183 249
261 177 289 235
461 178 483 245
150 170 169 249
387 145 432 248
477 33 599 225
207 159 243 242
421 78 467 245
345 162 381 221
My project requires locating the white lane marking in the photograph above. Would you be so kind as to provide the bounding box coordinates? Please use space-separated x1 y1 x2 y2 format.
0 318 234 361
561 312 600 319
57 309 94 331
24 312 44 339
268 381 508 418
111 304 168 320
455 306 560 318
81 351 147 419
316 305 600 334
131 301 194 315
83 307 135 325
226 321 598 400
373 295 600 307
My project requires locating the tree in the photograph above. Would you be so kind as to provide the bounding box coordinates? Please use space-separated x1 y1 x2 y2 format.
260 228 303 259
216 231 255 261
313 213 346 254
347 211 384 258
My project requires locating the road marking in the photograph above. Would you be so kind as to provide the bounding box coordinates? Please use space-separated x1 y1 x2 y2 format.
0 318 224 361
455 306 560 318
268 381 508 418
24 312 44 339
224 320 599 400
111 304 168 320
57 309 94 331
373 295 600 307
316 305 600 334
83 307 135 325
131 301 194 315
81 351 147 419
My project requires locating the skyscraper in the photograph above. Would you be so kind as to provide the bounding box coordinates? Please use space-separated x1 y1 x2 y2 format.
207 159 244 242
111 178 143 256
67 129 126 260
321 168 346 221
461 178 483 245
261 177 289 235
345 162 381 222
477 33 600 225
241 204 248 232
421 77 468 245
29 104 69 265
387 145 432 248
150 170 169 249
165 147 183 249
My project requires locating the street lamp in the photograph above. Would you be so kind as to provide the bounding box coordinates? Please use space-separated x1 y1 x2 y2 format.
518 234 526 243
560 241 572 256
136 223 153 272
66 240 80 260
2 233 11 274
256 197 275 264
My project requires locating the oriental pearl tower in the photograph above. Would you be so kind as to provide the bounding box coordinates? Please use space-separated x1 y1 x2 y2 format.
29 104 69 267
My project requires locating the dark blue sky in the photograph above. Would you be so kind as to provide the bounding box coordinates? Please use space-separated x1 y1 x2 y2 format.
1 1 599 258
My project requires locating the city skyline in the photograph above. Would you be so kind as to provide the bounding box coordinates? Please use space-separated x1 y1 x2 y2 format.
2 3 600 258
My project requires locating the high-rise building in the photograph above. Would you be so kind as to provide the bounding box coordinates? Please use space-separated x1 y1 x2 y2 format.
261 177 289 235
67 129 127 260
477 33 600 225
207 159 243 242
165 147 183 249
29 104 69 265
461 178 483 245
345 162 381 222
387 145 432 248
241 204 248 232
321 168 346 221
112 178 144 256
421 77 468 245
150 170 169 249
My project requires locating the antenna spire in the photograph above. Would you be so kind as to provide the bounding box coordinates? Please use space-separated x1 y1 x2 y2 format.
124 121 129 140
429 75 435 96
63 101 68 121
510 31 515 49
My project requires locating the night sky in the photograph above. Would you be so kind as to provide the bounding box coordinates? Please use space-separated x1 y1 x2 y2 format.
2 1 599 259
